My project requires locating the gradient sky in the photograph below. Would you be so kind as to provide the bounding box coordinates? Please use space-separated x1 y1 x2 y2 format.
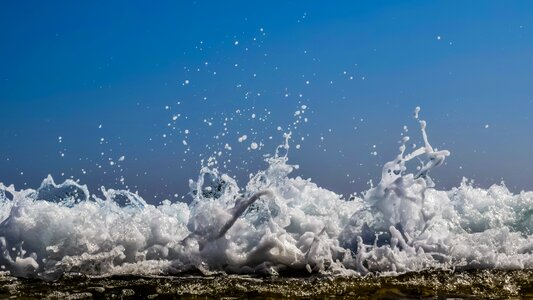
1 1 533 202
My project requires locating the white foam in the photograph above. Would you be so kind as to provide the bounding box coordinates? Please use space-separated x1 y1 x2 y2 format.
0 109 532 279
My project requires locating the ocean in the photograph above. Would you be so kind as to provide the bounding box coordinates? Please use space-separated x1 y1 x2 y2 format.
1 110 532 298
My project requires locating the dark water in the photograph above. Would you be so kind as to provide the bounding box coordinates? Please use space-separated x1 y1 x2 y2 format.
1 270 532 299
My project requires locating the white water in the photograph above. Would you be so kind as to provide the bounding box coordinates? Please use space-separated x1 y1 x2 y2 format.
1 110 532 280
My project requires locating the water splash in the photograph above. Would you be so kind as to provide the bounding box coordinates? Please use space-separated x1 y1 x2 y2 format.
0 109 532 280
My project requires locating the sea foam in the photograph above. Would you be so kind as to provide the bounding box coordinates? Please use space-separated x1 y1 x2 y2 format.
1 109 532 280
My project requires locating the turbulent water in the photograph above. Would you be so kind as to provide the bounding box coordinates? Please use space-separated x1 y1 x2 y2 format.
1 110 532 281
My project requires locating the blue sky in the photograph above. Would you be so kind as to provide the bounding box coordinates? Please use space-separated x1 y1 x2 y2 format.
1 1 533 201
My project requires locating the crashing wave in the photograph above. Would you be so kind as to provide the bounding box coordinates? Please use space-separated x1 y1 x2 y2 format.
0 109 532 280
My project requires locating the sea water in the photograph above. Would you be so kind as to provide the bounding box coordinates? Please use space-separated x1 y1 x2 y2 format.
1 108 532 281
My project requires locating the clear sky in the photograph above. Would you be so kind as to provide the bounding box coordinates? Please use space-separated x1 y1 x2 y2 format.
1 1 533 202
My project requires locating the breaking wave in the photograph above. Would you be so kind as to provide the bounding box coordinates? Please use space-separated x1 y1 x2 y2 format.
1 109 532 280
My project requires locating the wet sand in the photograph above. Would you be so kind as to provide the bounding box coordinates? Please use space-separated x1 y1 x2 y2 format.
1 270 532 299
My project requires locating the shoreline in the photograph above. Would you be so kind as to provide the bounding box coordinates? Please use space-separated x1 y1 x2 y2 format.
2 269 532 299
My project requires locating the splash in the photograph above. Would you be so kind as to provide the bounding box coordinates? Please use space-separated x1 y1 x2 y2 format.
0 109 532 280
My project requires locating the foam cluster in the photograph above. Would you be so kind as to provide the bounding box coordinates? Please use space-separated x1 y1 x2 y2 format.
1 110 532 280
